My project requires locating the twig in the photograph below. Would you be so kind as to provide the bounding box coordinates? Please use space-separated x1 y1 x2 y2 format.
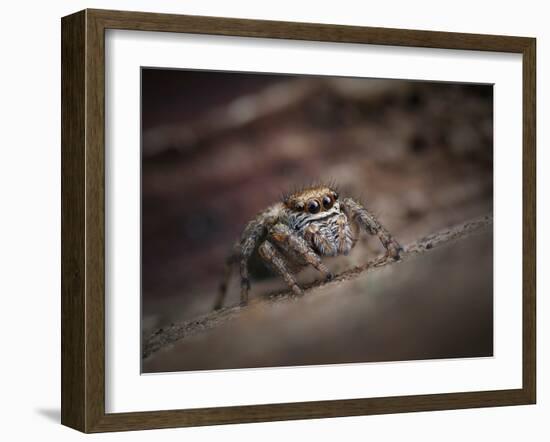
143 214 493 359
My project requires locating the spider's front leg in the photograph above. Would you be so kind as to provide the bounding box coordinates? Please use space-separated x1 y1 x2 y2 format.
237 214 271 306
258 240 303 296
215 210 273 310
342 197 403 260
269 224 333 281
258 222 335 298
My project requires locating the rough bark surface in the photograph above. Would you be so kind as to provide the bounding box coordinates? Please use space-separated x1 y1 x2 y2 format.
143 214 492 359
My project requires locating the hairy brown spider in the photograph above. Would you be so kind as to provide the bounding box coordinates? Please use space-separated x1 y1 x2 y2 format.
214 185 402 310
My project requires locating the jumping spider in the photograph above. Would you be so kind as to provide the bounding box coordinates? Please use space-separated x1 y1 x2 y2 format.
214 184 402 310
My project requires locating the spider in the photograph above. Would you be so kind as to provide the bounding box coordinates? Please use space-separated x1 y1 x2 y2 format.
214 184 403 310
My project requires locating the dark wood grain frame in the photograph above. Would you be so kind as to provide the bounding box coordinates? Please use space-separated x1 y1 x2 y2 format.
61 8 536 433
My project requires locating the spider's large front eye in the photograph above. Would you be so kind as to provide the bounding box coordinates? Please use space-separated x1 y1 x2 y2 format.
322 195 333 210
307 200 320 214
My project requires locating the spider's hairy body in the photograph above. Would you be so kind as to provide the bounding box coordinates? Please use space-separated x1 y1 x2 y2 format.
214 185 402 310
282 192 355 257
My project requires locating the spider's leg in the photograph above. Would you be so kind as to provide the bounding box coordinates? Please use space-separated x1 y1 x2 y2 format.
271 223 333 280
237 212 273 306
258 240 303 296
213 249 238 310
342 197 403 259
239 257 252 306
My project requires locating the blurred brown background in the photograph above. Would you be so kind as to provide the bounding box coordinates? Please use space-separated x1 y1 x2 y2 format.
141 69 493 373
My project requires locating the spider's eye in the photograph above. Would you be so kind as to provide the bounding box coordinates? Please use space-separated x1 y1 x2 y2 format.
307 200 320 214
322 195 333 210
331 191 339 200
294 202 305 212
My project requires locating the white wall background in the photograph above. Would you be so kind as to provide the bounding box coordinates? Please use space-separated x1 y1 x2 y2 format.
0 0 546 440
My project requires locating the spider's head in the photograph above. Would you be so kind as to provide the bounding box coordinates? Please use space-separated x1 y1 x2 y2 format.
283 185 339 215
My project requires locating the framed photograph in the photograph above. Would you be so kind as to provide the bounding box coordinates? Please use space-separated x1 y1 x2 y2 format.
61 9 536 433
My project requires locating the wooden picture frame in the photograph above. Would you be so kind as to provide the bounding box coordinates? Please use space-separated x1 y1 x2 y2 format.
61 8 536 433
